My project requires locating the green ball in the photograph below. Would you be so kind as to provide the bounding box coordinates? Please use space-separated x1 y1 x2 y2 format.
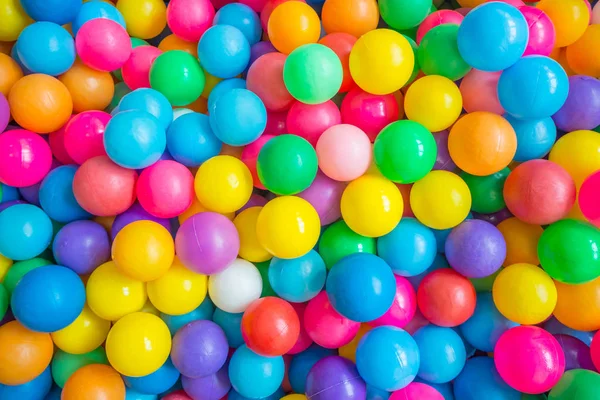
374 120 437 184
461 168 509 214
51 348 109 388
283 44 343 105
150 50 206 107
470 269 500 293
318 221 376 269
402 35 420 87
549 369 600 400
4 257 51 296
255 261 277 298
538 219 600 284
106 82 131 113
418 24 471 81
257 134 318 195
0 184 3 202
379 0 433 30
0 284 7 321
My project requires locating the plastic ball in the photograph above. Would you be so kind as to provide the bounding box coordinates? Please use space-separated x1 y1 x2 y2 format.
417 10 464 44
212 307 244 348
158 35 198 57
459 69 504 115
453 356 519 400
268 250 326 302
39 165 92 223
76 18 131 72
112 202 171 240
0 364 52 399
413 325 466 384
51 305 110 355
166 0 214 42
553 277 600 331
304 291 360 349
549 369 600 400
233 207 270 262
305 356 366 400
118 88 173 131
461 168 509 214
15 22 75 76
505 114 556 162
368 276 416 329
289 345 336 393
554 76 600 133
389 382 444 400
418 24 471 81
340 89 399 142
208 259 262 313
60 60 114 112
519 5 555 57
162 297 215 336
214 4 261 45
317 124 371 182
121 45 162 91
405 75 462 132
61 364 125 400
124 358 180 396
207 78 246 113
117 0 166 39
229 345 285 399
61 111 109 165
567 25 600 77
0 53 23 96
318 33 357 93
181 363 231 400
378 0 431 30
0 0 33 41
246 53 293 112
318 220 376 269
0 129 52 188
496 217 543 266
550 130 600 188
580 171 600 227
555 334 595 371
197 25 250 79
166 112 222 167
210 89 267 146
0 204 52 261
72 0 125 35
297 171 345 226
287 101 341 146
149 50 206 107
537 0 589 47
171 320 228 378
268 2 320 54
3 258 51 296
321 0 378 38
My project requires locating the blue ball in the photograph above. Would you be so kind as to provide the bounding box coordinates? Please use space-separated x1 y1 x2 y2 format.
0 204 53 261
198 25 251 79
15 22 75 76
457 2 528 72
413 378 455 400
377 217 437 276
288 345 335 394
498 56 569 119
504 114 557 162
207 78 246 113
10 45 33 75
104 110 166 169
210 88 267 146
213 4 262 45
72 0 126 35
367 385 390 400
39 165 92 223
212 308 244 348
0 183 20 203
453 357 520 400
125 388 157 400
0 366 52 399
118 88 174 131
268 250 326 303
413 325 466 384
459 292 519 352
21 0 82 24
161 296 215 336
124 358 180 395
229 345 285 399
166 112 222 167
227 387 285 400
11 265 86 332
45 385 62 400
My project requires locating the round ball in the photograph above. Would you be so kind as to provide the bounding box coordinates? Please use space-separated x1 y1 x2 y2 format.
404 75 462 132
378 0 431 30
453 356 520 400
39 165 92 223
317 124 372 182
549 369 600 400
319 220 376 270
72 1 125 35
122 45 162 91
76 19 132 72
210 88 266 146
166 0 214 41
538 0 589 47
197 25 250 79
550 129 600 188
318 33 357 93
553 75 600 133
64 111 111 165
166 112 222 167
268 250 326 303
229 345 285 399
51 305 111 355
418 24 471 81
61 364 125 400
150 50 206 107
117 0 166 39
117 88 173 130
304 292 360 349
246 52 293 112
287 100 341 146
306 356 366 400
267 2 320 55
505 114 556 162
208 259 262 313
459 69 504 115
0 204 52 261
413 325 466 384
580 171 600 227
15 22 75 76
59 60 114 112
0 129 52 188
171 320 228 378
369 276 417 329
340 88 400 142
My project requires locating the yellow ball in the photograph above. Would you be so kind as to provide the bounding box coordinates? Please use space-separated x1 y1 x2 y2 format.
106 312 171 377
178 197 235 225
201 72 222 98
86 261 147 321
112 220 175 282
51 305 111 355
195 155 253 214
256 196 320 259
404 75 463 132
549 130 600 188
281 395 308 400
349 29 414 95
340 174 403 238
0 0 32 41
339 323 372 363
410 170 471 230
147 257 208 315
140 299 161 317
234 207 272 263
492 263 557 325
116 0 166 39
0 254 12 282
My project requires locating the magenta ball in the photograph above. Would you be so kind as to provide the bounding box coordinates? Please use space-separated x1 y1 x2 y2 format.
122 45 163 90
298 171 346 226
340 88 400 142
306 356 366 400
389 382 444 400
52 220 111 275
286 101 341 146
519 6 556 57
369 276 417 329
111 202 172 240
64 110 110 165
554 334 595 371
552 75 600 132
75 19 132 72
167 0 215 42
416 10 464 44
303 292 360 349
172 320 229 378
265 110 287 135
316 124 372 182
0 93 8 133
433 130 456 171
0 129 52 188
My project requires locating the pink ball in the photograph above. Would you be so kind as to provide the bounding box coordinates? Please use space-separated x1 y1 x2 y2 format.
403 309 430 335
298 171 346 225
122 46 163 90
64 111 110 165
287 302 313 355
167 0 215 42
0 129 52 187
459 69 504 115
519 6 556 57
488 0 525 6
265 110 287 135
136 160 194 219
76 19 132 72
340 88 400 142
591 330 600 371
579 171 600 228
241 134 275 189
247 53 294 112
303 291 360 349
316 124 372 182
390 383 444 400
287 101 341 146
369 276 416 329
49 116 76 165
238 0 267 12
494 326 565 394
416 10 464 44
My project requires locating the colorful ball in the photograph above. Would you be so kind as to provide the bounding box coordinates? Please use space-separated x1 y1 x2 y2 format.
404 75 462 132
318 33 357 93
304 292 360 349
289 345 336 393
122 45 162 91
118 88 173 130
413 325 466 383
197 25 250 79
166 112 222 167
550 130 600 188
39 165 92 223
72 0 125 35
162 297 215 336
555 334 595 371
181 364 231 400
60 60 114 112
418 24 471 81
116 0 166 39
246 53 293 112
549 369 600 400
61 364 125 400
566 25 600 77
340 88 399 142
496 217 543 267
519 5 555 56
0 0 33 42
537 0 589 47
234 207 271 262
305 356 366 400
459 69 504 115
15 22 75 76
287 101 341 146
63 111 110 165
0 363 52 399
378 0 431 30
297 171 345 226
319 220 376 270
580 171 600 227
505 114 556 162
124 358 180 396
267 2 320 54
553 76 600 133
0 129 52 188
166 0 214 42
317 124 372 182
112 202 171 240
268 250 326 302
453 356 519 400
210 88 267 146
214 3 261 45
76 18 132 72
149 50 206 107
389 382 444 400
0 204 52 261
51 305 110 355
229 345 285 399
212 307 244 349
321 0 378 38
416 10 464 44
208 259 262 313
553 277 600 331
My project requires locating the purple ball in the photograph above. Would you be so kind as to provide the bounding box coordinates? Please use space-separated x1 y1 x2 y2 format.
445 220 506 278
472 208 513 226
247 41 277 71
553 76 600 132
306 356 367 400
52 220 111 275
171 320 229 378
0 200 27 213
175 212 239 275
0 93 9 133
298 171 346 226
433 130 456 171
111 202 172 240
238 193 267 214
182 363 231 400
554 334 596 371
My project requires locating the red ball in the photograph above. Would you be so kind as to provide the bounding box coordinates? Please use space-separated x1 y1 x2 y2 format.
122 46 163 90
417 269 476 327
265 110 288 135
287 301 313 355
340 88 400 142
303 291 360 349
64 111 110 165
286 100 341 146
241 134 275 190
591 330 600 371
318 33 357 93
161 390 192 400
503 159 576 225
246 53 294 112
241 297 300 357
73 155 138 217
49 116 76 165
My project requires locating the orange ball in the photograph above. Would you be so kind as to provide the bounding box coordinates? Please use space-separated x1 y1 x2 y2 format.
496 217 543 267
537 0 589 47
566 25 600 77
318 33 357 93
554 277 600 331
0 41 14 55
321 0 379 38
159 34 198 57
267 1 320 54
448 111 517 176
59 59 115 113
8 74 73 134
182 95 208 113
0 321 53 385
0 52 22 96
550 46 576 76
62 364 126 400
261 0 306 31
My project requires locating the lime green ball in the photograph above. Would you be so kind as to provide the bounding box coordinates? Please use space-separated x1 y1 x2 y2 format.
51 348 109 388
318 221 376 269
380 0 433 30
4 258 51 296
150 50 206 107
106 82 131 113
418 24 471 81
283 44 343 105
470 269 500 293
549 369 600 400
461 168 509 214
255 261 277 298
0 184 3 202
402 35 420 86
0 283 7 321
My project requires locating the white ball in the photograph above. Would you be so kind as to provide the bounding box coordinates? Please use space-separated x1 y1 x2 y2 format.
593 2 600 25
208 258 263 313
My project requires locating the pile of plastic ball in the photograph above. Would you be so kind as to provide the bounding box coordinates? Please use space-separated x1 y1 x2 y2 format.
1 0 600 398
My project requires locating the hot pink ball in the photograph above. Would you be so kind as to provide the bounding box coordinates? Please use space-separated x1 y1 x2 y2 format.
416 10 464 44
265 110 287 135
488 0 525 6
49 116 76 165
122 46 163 90
241 134 275 190
390 383 444 400
494 326 565 394
0 129 52 188
247 53 294 112
579 171 600 228
298 171 346 226
76 19 132 72
64 111 110 165
238 0 267 12
136 160 194 219
287 302 313 355
304 292 360 349
340 88 400 142
369 276 416 329
459 69 504 115
287 101 341 146
167 0 215 42
316 124 372 182
519 6 556 57
591 330 600 371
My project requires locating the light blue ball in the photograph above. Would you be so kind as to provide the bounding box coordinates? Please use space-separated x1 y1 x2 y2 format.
161 296 215 336
505 114 557 162
72 0 126 35
16 22 75 76
229 345 285 399
227 387 285 400
498 56 570 120
21 0 82 25
457 2 528 72
166 112 222 167
378 217 437 276
367 385 390 400
0 366 52 399
11 265 86 332
198 25 251 79
104 110 166 169
210 88 267 146
356 326 420 391
214 4 262 45
208 78 246 113
288 345 335 394
39 165 92 223
0 183 20 202
212 308 244 348
124 358 180 395
413 325 466 384
453 357 520 400
268 250 326 303
0 204 53 261
125 388 157 400
118 88 174 130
